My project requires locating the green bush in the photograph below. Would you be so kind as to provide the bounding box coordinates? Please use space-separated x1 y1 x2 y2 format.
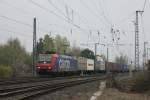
132 72 150 92
0 65 13 78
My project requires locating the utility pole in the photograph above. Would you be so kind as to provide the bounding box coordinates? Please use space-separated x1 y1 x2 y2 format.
147 48 150 64
107 47 108 62
94 43 99 58
143 42 148 68
71 10 74 22
145 48 150 70
106 47 109 73
33 18 37 76
94 43 99 70
135 11 143 71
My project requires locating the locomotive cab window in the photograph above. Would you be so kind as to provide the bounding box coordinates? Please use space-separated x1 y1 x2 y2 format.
38 54 51 63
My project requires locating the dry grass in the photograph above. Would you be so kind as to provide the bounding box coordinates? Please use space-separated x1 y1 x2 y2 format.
98 88 150 100
112 72 150 93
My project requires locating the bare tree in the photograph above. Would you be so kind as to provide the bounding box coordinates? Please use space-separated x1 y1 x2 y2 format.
115 53 128 64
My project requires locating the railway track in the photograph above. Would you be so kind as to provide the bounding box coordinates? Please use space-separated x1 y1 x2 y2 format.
0 75 109 100
0 76 75 85
0 77 49 86
0 74 104 86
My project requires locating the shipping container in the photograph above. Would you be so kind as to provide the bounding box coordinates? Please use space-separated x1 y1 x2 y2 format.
87 59 94 70
113 63 118 72
123 64 129 72
105 62 114 72
105 62 122 72
118 64 128 72
78 57 94 71
55 55 78 72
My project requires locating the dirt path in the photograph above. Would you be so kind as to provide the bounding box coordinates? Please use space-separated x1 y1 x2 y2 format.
90 81 106 100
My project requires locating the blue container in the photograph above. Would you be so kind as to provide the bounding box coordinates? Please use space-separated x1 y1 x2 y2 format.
55 55 78 72
121 64 128 72
124 64 129 72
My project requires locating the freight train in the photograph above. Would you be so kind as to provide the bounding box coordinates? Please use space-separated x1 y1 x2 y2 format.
36 52 129 75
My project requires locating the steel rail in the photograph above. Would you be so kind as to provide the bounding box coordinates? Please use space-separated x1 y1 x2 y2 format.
0 75 109 100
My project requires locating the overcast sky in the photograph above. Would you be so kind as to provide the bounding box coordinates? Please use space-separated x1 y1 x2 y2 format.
0 0 150 63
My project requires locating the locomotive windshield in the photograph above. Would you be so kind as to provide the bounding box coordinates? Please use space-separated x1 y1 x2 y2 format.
38 54 51 63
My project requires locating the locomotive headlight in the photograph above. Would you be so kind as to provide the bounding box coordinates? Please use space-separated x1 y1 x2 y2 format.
48 67 51 69
37 66 40 69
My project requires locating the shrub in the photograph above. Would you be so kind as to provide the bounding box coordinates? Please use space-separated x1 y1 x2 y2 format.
131 72 150 92
0 65 13 78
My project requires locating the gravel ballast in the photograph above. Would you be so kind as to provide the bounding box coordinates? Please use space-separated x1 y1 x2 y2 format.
33 80 102 100
32 80 150 100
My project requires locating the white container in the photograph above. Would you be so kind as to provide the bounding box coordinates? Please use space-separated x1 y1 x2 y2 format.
78 57 94 71
86 59 94 70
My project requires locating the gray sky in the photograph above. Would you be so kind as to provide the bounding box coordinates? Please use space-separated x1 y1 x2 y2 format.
0 0 150 63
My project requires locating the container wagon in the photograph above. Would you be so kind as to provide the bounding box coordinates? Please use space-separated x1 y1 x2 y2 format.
105 62 114 72
78 57 94 75
105 62 129 73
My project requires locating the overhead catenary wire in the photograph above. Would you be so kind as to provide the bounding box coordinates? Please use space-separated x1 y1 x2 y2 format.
0 28 32 38
0 0 113 37
0 15 32 27
1 0 32 15
61 0 90 25
97 0 112 25
115 11 135 26
0 0 138 58
1 0 75 34
28 0 69 22
61 0 102 44
0 15 48 33
87 0 112 31
140 12 145 40
47 0 69 21
59 0 101 32
79 0 111 29
111 11 135 42
2 0 79 34
47 0 109 41
49 1 105 41
142 0 147 11
140 0 148 40
90 0 109 24
28 0 88 33
78 0 112 44
0 0 52 34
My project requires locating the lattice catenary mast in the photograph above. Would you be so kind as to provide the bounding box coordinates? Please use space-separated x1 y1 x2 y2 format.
135 11 143 70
